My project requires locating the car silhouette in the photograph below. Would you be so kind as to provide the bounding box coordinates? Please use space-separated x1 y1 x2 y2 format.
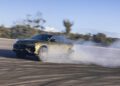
13 34 73 61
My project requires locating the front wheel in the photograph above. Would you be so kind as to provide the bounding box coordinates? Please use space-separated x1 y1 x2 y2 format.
38 47 48 61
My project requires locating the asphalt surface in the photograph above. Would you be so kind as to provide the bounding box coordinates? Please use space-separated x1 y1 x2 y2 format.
0 38 120 86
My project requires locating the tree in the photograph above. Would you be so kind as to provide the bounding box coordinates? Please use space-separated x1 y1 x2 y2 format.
10 25 40 38
14 12 46 30
0 25 11 38
93 33 106 43
63 19 73 35
10 12 46 38
83 33 92 41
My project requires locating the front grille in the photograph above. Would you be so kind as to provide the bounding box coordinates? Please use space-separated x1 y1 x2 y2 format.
14 44 35 53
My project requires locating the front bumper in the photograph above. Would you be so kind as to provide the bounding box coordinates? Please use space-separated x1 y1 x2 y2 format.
13 44 36 55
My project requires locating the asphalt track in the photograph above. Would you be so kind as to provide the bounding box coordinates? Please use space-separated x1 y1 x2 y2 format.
0 38 120 86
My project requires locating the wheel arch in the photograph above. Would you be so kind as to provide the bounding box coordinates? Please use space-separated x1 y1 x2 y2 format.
40 45 48 49
37 45 48 54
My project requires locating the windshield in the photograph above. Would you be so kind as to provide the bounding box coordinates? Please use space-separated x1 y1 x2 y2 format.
31 34 52 41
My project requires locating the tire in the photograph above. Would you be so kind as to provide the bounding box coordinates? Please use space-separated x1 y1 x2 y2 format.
38 47 48 61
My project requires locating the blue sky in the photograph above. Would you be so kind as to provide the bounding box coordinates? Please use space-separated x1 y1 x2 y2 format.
0 0 120 37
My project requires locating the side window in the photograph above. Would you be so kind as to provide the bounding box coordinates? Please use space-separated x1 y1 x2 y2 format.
52 36 62 43
49 35 70 43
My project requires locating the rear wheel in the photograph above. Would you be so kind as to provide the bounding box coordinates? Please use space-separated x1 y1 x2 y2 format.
38 47 48 61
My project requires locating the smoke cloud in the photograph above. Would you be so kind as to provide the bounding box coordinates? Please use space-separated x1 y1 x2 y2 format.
40 41 120 68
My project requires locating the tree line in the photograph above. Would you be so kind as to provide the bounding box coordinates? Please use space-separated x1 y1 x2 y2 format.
0 14 118 46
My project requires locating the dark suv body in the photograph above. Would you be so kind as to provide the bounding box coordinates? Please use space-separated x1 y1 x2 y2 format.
13 34 73 60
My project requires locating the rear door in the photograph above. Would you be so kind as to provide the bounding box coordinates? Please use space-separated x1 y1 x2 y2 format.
47 35 71 55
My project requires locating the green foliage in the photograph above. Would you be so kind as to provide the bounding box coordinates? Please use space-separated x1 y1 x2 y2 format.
63 19 73 35
0 13 46 39
0 25 117 46
92 33 116 46
68 33 83 40
93 33 106 43
24 13 46 29
0 14 117 46
10 25 40 38
0 25 11 38
13 13 46 30
83 33 92 41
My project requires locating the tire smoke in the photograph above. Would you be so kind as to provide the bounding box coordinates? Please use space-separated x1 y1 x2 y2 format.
40 41 120 68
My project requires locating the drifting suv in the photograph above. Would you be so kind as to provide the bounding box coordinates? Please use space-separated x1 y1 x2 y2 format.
13 34 73 60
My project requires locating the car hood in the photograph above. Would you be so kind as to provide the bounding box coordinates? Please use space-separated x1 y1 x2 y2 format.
17 39 39 44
